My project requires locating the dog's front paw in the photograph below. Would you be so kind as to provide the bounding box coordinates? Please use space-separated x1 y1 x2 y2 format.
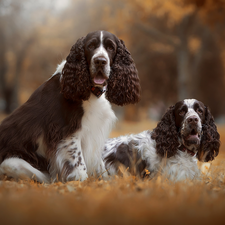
67 167 88 182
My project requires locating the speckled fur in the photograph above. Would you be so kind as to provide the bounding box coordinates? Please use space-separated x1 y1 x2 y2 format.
104 99 220 181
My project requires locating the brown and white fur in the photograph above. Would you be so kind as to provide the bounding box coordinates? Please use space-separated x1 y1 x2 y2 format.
103 99 220 181
0 30 140 183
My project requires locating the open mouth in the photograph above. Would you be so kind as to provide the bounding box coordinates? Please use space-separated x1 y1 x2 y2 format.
93 71 107 85
184 129 201 144
191 128 201 137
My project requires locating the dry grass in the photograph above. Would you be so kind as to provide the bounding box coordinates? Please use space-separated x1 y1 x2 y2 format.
0 118 225 225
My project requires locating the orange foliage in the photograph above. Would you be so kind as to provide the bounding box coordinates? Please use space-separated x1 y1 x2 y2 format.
0 118 225 224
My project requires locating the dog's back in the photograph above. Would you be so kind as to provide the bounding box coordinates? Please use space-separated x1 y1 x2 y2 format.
103 131 151 177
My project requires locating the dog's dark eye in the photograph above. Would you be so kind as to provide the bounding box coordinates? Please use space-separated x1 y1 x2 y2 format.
107 46 114 51
88 44 95 50
179 110 185 116
197 108 203 114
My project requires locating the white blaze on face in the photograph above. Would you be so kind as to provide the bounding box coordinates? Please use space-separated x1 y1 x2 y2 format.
90 31 111 82
181 99 202 139
183 99 201 125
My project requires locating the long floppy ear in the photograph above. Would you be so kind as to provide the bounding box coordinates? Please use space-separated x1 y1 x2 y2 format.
151 105 179 158
197 106 220 162
61 37 92 101
106 39 141 106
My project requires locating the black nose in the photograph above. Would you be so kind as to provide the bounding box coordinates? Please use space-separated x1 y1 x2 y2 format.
187 116 199 124
94 57 107 66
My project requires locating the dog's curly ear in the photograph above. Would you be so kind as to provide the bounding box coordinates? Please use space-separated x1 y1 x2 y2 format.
106 39 141 106
61 37 92 101
197 106 220 162
151 105 179 158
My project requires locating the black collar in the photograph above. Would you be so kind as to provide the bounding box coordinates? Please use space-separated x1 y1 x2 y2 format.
178 145 196 157
91 86 106 98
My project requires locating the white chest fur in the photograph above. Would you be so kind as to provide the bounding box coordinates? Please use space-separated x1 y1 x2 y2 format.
162 151 200 181
139 133 200 181
79 93 116 175
142 140 200 181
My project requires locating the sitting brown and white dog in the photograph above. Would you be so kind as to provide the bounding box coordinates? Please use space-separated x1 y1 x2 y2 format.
0 30 140 183
103 99 220 181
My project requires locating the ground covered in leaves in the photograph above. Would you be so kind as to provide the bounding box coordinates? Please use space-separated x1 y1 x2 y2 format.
0 120 225 225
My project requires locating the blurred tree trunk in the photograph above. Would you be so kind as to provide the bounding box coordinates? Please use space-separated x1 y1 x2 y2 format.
136 11 204 101
0 31 6 92
176 11 197 100
177 44 190 100
0 32 35 114
0 33 18 114
9 36 35 113
0 0 37 114
0 26 9 113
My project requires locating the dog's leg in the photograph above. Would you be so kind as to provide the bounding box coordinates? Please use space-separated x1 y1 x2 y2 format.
96 159 109 179
50 135 88 182
0 158 50 183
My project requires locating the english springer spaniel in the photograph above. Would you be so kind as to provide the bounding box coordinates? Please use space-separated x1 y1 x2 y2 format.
103 99 220 181
0 30 140 183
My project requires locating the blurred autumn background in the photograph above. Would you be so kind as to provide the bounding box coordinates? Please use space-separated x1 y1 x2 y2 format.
1 0 225 123
2 1 225 225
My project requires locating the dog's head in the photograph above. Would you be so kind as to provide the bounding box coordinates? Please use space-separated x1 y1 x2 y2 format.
61 30 140 105
151 99 220 162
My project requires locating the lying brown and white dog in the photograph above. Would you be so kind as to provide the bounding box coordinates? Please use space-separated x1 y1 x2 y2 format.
0 30 140 183
103 99 220 181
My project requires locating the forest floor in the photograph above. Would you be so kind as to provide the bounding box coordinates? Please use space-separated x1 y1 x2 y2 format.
0 117 225 225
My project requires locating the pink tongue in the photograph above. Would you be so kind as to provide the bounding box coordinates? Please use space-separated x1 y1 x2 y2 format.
94 77 105 84
187 134 198 140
